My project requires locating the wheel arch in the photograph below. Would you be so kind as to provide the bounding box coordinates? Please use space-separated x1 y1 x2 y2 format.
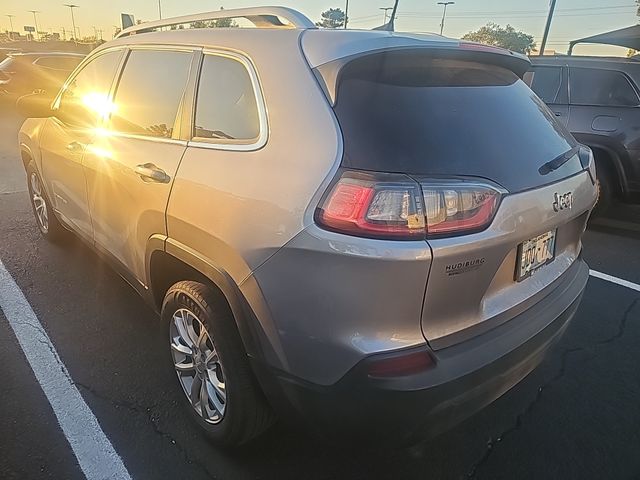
147 240 266 362
572 135 628 197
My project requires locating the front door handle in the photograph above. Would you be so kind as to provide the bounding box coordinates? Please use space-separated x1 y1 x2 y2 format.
66 141 84 153
134 163 170 183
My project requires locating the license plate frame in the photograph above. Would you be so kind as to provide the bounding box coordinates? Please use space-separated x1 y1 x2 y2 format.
515 230 557 282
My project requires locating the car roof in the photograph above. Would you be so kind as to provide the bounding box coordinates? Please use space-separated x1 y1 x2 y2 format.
98 27 479 68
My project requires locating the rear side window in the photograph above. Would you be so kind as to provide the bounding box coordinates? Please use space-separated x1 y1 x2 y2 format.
570 67 639 107
111 50 192 138
331 51 579 193
528 66 562 103
193 54 260 143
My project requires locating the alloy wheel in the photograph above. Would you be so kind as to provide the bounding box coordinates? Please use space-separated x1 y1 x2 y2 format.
30 172 48 233
170 308 227 424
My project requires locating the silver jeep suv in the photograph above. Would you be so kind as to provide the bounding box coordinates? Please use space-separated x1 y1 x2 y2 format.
18 7 597 446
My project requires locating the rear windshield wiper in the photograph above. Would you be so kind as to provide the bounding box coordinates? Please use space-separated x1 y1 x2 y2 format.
538 146 580 175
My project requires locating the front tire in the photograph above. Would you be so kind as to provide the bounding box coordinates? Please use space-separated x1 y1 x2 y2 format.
161 281 274 446
26 162 66 242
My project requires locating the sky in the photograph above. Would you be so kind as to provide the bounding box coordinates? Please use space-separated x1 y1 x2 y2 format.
1 0 637 55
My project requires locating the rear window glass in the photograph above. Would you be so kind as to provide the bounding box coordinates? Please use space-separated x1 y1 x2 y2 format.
331 52 579 193
528 66 562 103
569 67 639 107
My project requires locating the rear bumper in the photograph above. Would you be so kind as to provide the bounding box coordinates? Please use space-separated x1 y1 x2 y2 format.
257 258 588 443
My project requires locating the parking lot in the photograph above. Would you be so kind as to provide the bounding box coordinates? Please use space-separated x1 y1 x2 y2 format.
1 105 639 479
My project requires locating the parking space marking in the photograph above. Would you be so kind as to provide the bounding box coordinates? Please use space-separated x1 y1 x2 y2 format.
0 259 132 480
590 270 640 293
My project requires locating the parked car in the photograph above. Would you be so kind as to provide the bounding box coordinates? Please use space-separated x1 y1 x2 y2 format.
0 51 84 102
0 47 21 63
17 7 597 446
527 56 640 214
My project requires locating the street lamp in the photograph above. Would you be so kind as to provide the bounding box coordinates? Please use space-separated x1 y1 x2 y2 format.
158 0 162 20
28 10 41 41
63 4 79 45
437 1 454 36
380 7 394 24
5 14 15 41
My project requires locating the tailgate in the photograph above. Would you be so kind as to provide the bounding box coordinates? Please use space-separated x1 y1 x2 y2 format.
421 171 596 349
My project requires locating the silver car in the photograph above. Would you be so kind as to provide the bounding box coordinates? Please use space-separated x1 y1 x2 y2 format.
17 7 597 446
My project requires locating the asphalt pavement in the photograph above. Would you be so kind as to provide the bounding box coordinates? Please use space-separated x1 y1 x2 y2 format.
1 108 640 480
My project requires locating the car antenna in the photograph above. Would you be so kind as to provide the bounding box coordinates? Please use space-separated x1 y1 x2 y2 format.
373 0 399 31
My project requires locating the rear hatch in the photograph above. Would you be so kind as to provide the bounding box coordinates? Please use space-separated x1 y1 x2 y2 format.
316 45 595 347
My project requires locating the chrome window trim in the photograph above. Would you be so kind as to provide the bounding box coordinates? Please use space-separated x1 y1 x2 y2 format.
187 49 268 152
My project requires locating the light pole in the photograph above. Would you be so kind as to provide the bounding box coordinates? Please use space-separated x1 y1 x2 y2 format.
437 1 454 36
539 0 557 55
344 0 349 29
380 7 394 24
6 14 15 40
158 0 162 19
63 4 79 44
28 10 40 40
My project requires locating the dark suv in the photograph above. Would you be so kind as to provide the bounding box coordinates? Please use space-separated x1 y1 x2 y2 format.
527 56 640 214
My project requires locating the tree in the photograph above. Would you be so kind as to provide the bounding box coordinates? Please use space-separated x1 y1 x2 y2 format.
316 8 346 29
462 23 536 54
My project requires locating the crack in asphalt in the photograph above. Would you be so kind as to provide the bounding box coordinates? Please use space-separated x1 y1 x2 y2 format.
465 297 640 479
75 381 219 480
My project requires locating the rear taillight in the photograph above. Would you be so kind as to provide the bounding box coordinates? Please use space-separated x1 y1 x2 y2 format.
315 170 502 240
578 145 596 185
420 181 501 236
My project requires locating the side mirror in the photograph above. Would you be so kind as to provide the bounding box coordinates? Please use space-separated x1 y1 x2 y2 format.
16 91 54 118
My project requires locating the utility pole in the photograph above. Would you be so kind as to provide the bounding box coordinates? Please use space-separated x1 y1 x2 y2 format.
539 0 557 55
28 10 41 40
344 0 349 29
158 0 162 19
63 4 79 45
437 2 454 36
380 7 393 24
61 26 66 41
6 14 15 40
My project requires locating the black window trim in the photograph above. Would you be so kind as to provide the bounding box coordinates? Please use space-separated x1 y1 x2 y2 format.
568 66 640 108
187 48 268 152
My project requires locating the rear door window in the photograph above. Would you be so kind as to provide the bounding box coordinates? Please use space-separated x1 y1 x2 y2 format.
110 50 193 138
528 66 562 103
569 67 640 107
193 54 261 144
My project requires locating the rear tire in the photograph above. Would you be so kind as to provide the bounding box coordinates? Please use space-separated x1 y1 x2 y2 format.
161 280 275 446
26 162 67 242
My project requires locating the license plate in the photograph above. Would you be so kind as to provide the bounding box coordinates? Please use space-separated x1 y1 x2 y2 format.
516 230 557 281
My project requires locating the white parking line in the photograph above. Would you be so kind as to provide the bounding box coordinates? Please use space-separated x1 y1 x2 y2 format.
0 259 132 480
590 269 640 293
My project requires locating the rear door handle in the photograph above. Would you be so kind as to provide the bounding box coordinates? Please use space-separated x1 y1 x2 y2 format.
134 163 170 183
553 112 562 117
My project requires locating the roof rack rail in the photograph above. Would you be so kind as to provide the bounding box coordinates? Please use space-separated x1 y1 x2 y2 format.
115 6 316 38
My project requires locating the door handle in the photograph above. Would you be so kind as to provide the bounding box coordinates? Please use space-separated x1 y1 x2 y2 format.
134 163 170 183
66 141 84 153
553 112 563 117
